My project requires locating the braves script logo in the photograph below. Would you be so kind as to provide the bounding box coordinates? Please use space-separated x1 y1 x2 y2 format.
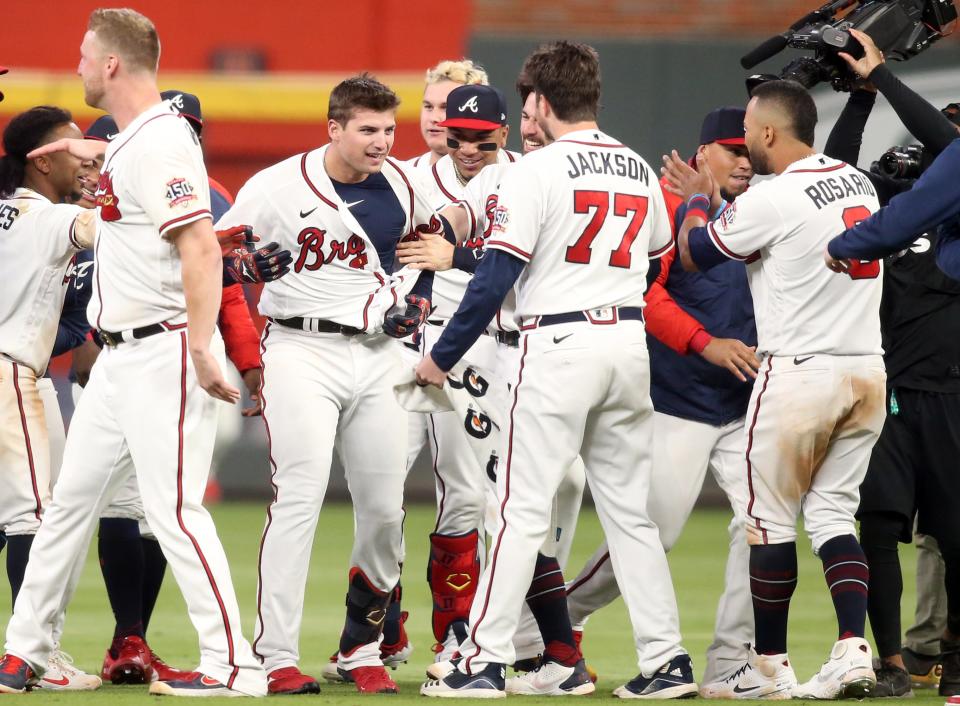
469 192 499 248
295 227 368 272
459 96 479 113
62 256 94 286
165 177 197 208
95 170 121 221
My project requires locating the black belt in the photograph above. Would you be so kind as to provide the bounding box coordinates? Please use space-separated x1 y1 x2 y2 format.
495 331 520 348
271 317 362 336
99 324 166 347
538 307 644 327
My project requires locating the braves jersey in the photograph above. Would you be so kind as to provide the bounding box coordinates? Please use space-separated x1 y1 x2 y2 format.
702 154 882 356
216 146 443 331
90 101 212 332
406 150 435 176
427 150 519 320
486 129 672 319
0 188 95 375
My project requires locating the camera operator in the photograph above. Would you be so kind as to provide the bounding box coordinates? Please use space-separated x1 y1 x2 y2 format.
823 27 960 699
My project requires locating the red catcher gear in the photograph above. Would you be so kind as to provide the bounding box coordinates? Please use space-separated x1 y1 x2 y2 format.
428 530 480 642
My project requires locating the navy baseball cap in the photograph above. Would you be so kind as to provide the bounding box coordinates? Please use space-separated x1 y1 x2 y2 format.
161 89 203 130
85 114 119 142
439 84 507 131
700 107 746 146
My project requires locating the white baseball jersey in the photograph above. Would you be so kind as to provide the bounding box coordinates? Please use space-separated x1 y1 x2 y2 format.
486 130 672 319
90 101 212 332
704 154 882 356
0 188 95 375
428 150 519 320
406 150 435 176
216 146 443 331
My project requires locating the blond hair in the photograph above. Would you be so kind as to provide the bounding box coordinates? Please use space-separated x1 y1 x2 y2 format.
88 8 160 74
424 59 488 87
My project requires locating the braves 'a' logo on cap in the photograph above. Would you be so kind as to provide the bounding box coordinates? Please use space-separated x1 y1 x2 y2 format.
96 170 121 222
464 406 493 439
458 96 480 113
168 93 185 110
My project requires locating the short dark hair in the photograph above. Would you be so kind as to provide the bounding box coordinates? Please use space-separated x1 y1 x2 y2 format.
328 73 400 125
515 69 533 104
0 105 73 198
521 41 601 122
751 80 817 147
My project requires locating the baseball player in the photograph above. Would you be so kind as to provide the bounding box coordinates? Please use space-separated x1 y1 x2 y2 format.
0 9 268 697
0 105 100 691
417 41 694 699
667 79 884 699
216 74 446 695
563 107 759 693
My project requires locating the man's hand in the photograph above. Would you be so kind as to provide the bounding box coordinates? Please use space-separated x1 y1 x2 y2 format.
699 337 761 382
661 150 716 202
415 355 448 389
241 368 263 417
27 138 107 162
71 338 101 388
216 225 259 256
824 246 853 274
225 242 293 283
838 28 885 81
191 348 241 403
383 294 431 338
396 232 455 271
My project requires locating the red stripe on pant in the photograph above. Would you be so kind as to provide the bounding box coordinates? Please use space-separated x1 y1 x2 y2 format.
252 323 275 662
428 414 447 533
174 333 239 686
745 358 773 544
464 336 529 674
565 552 610 595
12 364 43 520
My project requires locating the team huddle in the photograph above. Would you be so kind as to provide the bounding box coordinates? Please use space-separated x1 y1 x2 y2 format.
0 5 924 701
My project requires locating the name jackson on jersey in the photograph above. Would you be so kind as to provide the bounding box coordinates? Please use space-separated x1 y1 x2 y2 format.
804 171 876 210
566 151 650 184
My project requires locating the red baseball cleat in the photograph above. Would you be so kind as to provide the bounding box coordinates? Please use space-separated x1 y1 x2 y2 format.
343 665 399 694
100 635 152 684
0 654 36 693
148 650 193 683
573 629 598 683
268 666 321 695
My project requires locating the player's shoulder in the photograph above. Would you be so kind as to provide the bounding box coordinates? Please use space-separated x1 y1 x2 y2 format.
244 152 312 193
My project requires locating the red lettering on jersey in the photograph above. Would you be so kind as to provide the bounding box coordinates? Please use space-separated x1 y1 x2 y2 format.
415 214 443 237
841 205 880 280
295 228 368 272
468 192 498 250
95 170 121 221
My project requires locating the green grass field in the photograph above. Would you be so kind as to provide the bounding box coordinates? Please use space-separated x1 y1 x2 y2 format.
0 503 937 704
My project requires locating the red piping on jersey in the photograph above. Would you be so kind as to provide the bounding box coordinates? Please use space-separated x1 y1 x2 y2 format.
101 113 178 172
300 152 339 211
160 321 188 331
431 161 459 202
465 335 529 674
67 217 82 249
253 323 276 663
706 221 750 262
159 209 212 236
174 332 240 686
12 364 43 521
649 239 674 259
93 225 105 331
557 139 627 148
566 551 611 595
745 357 774 544
787 162 847 174
486 239 532 261
505 151 517 163
386 157 416 236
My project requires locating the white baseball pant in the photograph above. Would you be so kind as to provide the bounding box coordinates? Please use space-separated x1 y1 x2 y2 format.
253 323 407 672
458 320 684 677
4 330 267 696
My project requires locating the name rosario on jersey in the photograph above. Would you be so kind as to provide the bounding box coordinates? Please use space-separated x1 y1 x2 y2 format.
804 172 876 210
566 151 649 184
295 227 368 272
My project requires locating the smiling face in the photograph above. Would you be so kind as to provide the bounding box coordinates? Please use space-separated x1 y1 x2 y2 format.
37 122 89 203
328 109 396 181
420 80 460 155
520 91 546 153
447 126 507 180
701 142 753 200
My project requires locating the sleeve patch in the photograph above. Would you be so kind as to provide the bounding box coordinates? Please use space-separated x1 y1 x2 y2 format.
165 177 199 208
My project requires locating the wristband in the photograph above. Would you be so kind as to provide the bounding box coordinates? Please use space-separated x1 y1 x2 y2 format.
687 193 711 214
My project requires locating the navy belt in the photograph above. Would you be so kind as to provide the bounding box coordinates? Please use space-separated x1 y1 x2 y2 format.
495 331 520 348
271 317 362 336
99 324 166 347
538 306 644 327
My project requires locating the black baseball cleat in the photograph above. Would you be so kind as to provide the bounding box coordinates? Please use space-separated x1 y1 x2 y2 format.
614 653 699 699
148 671 238 697
0 654 37 693
421 661 506 698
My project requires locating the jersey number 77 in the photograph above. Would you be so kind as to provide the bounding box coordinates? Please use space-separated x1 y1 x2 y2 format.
565 190 649 269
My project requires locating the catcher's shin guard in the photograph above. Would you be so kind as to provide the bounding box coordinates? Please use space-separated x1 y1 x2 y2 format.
428 531 480 643
339 567 393 657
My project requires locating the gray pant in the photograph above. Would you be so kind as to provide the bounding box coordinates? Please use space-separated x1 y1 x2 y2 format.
904 533 947 656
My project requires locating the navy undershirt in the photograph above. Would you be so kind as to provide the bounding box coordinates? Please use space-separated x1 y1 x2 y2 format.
331 172 434 298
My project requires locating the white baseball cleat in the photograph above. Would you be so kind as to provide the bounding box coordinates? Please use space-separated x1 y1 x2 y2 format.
794 637 876 699
421 662 506 699
35 647 102 691
699 650 797 699
506 658 595 696
427 658 460 681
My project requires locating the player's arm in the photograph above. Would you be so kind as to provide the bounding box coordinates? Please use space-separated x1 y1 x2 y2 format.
936 221 960 280
218 282 263 416
826 140 960 267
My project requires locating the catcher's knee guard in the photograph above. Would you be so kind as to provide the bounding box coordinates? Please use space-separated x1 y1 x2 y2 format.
339 567 393 657
428 530 480 642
